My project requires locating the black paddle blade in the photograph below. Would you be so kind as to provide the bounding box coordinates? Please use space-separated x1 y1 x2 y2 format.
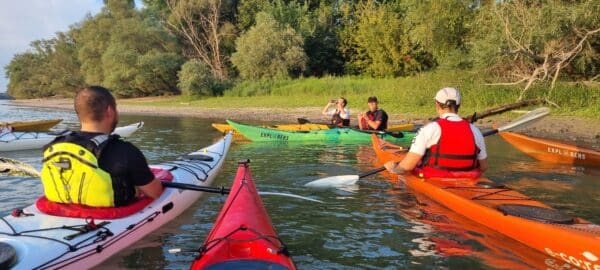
297 118 310 124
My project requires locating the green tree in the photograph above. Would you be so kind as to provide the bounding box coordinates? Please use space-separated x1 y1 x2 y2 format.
403 0 475 68
177 59 218 96
135 51 184 95
471 0 600 98
5 32 83 98
339 0 434 77
231 12 307 80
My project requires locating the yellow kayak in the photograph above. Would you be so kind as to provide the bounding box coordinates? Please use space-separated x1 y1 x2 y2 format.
1 119 62 132
212 122 414 135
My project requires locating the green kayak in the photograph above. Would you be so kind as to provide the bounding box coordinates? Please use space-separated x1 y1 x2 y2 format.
226 120 415 144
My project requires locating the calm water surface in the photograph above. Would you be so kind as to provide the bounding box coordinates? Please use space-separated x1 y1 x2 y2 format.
1 100 599 269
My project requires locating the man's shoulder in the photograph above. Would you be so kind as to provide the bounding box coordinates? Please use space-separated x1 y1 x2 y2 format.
104 139 142 154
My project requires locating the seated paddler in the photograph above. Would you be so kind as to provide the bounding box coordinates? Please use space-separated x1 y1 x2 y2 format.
40 86 163 207
384 87 488 176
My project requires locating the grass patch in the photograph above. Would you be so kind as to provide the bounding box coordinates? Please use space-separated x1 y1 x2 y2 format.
120 71 600 119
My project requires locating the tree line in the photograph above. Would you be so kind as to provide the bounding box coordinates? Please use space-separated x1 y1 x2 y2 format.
5 0 599 99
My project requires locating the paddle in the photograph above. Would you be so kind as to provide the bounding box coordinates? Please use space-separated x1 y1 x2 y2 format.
0 157 41 177
0 158 322 203
305 107 551 188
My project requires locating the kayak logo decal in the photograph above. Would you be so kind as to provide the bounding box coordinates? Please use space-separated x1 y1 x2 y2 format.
259 132 288 141
547 147 586 160
544 247 599 270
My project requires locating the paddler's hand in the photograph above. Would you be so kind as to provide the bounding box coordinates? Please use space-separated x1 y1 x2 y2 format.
384 161 402 174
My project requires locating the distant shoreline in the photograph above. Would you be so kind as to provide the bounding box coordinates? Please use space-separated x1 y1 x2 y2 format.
10 97 600 148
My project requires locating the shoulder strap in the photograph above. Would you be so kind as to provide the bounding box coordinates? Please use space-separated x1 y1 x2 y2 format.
91 134 120 158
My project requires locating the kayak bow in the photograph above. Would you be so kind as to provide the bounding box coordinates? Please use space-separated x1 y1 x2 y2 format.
499 131 600 167
191 160 296 270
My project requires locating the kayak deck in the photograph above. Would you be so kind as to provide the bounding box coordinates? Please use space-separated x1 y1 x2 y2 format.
371 134 600 269
226 119 414 144
191 160 295 269
212 122 414 134
0 133 232 270
2 119 62 132
499 131 600 167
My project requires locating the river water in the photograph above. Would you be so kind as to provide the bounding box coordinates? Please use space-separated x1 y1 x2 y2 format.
1 100 599 269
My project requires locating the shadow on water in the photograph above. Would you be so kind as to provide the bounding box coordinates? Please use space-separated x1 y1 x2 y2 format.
1 101 599 269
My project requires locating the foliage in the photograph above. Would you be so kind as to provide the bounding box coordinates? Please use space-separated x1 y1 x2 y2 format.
4 0 599 102
177 59 219 96
403 0 475 69
339 0 435 77
6 32 83 98
471 0 600 80
231 12 307 80
164 0 236 79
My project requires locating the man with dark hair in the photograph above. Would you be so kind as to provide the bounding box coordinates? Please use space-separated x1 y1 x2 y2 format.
322 97 350 127
40 86 163 207
358 96 388 131
384 87 488 175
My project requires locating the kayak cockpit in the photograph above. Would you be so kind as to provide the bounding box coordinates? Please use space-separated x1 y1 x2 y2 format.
35 167 174 219
0 242 17 269
204 260 291 270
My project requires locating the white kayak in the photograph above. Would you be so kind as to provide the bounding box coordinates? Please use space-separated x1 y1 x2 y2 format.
0 122 144 152
0 132 233 269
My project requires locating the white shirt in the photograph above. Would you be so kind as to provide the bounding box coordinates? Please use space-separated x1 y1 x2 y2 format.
409 113 487 160
326 108 350 119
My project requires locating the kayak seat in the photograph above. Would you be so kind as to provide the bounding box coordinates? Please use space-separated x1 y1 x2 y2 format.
497 204 575 224
35 167 174 219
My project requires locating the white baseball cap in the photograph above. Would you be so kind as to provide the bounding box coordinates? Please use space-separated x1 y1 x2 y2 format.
434 87 461 105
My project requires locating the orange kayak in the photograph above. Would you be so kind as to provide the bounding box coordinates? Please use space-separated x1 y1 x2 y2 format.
499 131 600 167
371 134 600 269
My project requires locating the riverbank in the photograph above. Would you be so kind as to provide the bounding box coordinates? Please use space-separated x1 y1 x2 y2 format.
11 97 600 148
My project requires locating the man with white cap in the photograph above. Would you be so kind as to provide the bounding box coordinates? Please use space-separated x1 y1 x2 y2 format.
384 87 488 175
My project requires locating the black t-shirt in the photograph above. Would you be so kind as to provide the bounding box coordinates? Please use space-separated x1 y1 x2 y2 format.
366 109 388 131
62 132 155 206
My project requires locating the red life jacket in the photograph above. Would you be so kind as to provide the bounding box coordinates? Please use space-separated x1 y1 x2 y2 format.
420 118 479 171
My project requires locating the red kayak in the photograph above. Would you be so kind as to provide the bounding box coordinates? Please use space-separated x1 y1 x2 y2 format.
191 160 296 270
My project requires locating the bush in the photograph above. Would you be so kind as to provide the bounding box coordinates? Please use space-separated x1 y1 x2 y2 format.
177 60 219 97
231 12 307 80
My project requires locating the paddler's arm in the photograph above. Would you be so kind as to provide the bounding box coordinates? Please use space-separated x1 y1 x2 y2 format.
366 119 382 130
322 101 334 115
138 178 164 199
478 158 488 173
384 152 422 174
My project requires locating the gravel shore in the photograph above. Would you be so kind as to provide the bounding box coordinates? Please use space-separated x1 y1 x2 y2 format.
11 98 600 148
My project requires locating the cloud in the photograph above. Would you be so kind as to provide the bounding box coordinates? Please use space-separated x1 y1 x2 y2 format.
0 0 104 93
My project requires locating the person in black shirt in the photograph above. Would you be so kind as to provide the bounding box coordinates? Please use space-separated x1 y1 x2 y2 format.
358 96 388 131
41 86 163 207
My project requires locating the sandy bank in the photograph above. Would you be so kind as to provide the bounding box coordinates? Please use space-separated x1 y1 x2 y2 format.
10 98 600 148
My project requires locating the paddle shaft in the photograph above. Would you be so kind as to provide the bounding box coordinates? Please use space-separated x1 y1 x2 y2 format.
161 181 230 195
358 167 387 178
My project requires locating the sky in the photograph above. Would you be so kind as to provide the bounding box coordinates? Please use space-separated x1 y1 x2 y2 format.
0 0 106 93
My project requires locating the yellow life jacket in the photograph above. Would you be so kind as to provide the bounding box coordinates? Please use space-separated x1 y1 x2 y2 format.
40 133 118 207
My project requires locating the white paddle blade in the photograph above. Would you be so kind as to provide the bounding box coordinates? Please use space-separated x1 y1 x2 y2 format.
258 192 323 203
0 157 40 177
498 107 550 132
305 175 360 188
